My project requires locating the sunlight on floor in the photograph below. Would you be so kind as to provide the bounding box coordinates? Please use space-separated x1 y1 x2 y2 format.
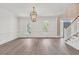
24 39 34 48
60 38 65 46
42 39 52 48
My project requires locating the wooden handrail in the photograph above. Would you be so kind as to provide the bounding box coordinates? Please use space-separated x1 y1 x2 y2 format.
66 16 79 29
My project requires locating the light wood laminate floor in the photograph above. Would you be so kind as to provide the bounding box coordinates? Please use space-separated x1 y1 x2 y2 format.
0 38 79 55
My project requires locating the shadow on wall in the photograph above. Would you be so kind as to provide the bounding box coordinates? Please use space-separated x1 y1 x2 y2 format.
0 8 17 45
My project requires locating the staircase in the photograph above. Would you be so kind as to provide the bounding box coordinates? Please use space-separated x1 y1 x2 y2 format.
64 16 79 50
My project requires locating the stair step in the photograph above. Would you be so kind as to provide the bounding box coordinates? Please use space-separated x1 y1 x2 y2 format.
65 39 79 50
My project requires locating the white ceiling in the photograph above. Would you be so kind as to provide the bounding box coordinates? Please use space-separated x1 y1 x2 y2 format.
0 3 75 17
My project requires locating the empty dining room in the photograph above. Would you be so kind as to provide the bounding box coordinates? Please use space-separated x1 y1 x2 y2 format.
0 3 79 55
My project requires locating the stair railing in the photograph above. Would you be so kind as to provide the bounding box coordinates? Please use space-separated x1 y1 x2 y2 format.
64 16 79 41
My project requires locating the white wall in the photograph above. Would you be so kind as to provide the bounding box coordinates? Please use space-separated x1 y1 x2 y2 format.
0 8 17 45
77 17 79 32
18 16 58 37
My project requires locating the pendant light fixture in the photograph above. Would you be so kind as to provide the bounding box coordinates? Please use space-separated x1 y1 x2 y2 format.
30 6 37 22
